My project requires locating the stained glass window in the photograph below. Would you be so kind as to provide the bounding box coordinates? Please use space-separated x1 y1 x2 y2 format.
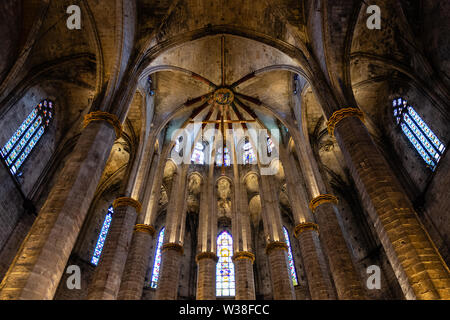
91 205 114 266
150 227 165 288
267 136 275 155
216 231 235 297
393 98 446 171
283 227 298 286
216 147 231 167
1 100 54 175
191 142 205 164
243 138 256 165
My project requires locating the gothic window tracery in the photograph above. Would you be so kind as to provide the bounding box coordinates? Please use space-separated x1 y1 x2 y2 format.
216 231 235 297
91 205 114 266
1 99 54 176
150 227 165 288
216 147 231 167
393 98 446 171
283 226 298 286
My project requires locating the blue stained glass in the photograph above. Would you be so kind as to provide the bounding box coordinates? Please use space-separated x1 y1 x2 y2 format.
1 100 54 175
216 231 235 297
283 227 298 287
403 114 440 161
12 126 45 172
1 109 38 157
401 123 436 170
407 106 445 152
243 141 256 165
191 142 205 164
6 117 42 165
393 98 445 171
267 137 275 154
91 206 114 266
216 147 231 167
150 227 165 288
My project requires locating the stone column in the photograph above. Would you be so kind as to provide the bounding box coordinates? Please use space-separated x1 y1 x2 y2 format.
331 112 450 299
0 113 120 300
117 224 155 300
196 252 218 300
310 196 366 299
118 149 164 300
87 197 142 300
259 174 295 300
289 121 366 299
265 241 294 300
155 165 189 300
232 252 256 300
280 146 336 300
294 223 335 299
156 243 184 300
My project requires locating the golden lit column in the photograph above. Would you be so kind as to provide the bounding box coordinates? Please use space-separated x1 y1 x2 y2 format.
289 113 366 300
118 224 156 300
329 108 450 299
156 165 189 300
234 174 258 300
259 174 295 300
279 146 336 300
87 197 142 300
195 164 218 300
118 149 166 300
232 251 256 300
0 112 121 300
196 252 218 300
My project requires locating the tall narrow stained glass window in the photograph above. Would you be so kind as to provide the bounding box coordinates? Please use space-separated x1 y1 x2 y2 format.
1 100 54 175
91 205 114 266
243 138 256 165
191 142 205 164
393 98 446 171
216 147 231 167
216 231 235 297
283 227 298 286
150 227 165 288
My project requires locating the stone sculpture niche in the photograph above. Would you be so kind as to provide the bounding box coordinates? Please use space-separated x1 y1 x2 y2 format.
187 173 202 213
216 177 232 219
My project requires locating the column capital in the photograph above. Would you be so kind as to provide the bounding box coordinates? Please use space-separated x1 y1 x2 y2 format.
265 241 288 255
294 222 319 238
162 243 184 255
232 251 256 264
327 107 364 137
83 111 123 138
133 224 155 236
113 197 142 214
309 194 338 212
195 252 219 263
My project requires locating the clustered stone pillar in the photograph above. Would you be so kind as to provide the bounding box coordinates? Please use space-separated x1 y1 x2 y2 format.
195 165 218 300
118 224 156 300
232 252 256 300
289 122 366 299
310 195 366 299
0 112 121 300
265 242 294 300
280 145 336 299
156 165 189 300
330 109 450 299
156 243 184 300
118 149 165 300
294 223 335 299
196 252 218 300
87 197 142 300
259 174 295 300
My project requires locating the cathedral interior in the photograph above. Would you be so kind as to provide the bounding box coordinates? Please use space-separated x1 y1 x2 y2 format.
0 0 449 301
